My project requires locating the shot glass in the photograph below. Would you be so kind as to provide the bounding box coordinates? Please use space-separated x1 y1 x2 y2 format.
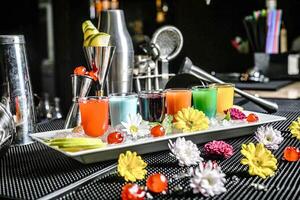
138 90 166 122
192 86 217 118
210 83 235 114
109 93 138 127
165 88 192 115
79 96 109 137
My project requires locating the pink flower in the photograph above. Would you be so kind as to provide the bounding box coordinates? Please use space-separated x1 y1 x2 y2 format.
204 140 234 159
224 108 246 120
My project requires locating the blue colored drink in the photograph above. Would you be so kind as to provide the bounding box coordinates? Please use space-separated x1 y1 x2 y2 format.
109 93 138 127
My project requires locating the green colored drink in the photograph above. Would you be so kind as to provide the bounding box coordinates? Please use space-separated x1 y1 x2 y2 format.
192 86 217 118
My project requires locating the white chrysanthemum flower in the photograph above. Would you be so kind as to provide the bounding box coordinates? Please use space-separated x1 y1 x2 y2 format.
121 113 150 139
168 137 203 167
255 126 283 150
190 161 227 197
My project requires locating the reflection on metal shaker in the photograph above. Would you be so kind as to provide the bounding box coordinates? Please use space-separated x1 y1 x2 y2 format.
0 35 36 145
100 9 134 94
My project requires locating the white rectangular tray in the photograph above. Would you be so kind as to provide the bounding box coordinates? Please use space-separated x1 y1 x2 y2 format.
30 111 286 164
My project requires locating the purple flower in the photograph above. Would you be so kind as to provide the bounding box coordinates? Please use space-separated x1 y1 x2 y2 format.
224 108 246 120
204 140 234 159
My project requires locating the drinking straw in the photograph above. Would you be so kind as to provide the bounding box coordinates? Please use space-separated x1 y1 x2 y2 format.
266 10 275 53
244 9 271 52
261 9 267 51
270 9 277 53
258 16 266 51
261 9 267 17
253 10 260 20
243 17 255 51
273 10 282 53
248 16 259 52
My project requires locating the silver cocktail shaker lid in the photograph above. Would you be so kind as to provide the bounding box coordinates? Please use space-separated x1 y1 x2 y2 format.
0 35 25 44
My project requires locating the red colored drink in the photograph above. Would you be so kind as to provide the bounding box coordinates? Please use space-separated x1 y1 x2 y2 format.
79 96 109 137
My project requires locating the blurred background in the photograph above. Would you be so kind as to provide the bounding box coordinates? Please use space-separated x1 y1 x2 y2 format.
0 0 299 116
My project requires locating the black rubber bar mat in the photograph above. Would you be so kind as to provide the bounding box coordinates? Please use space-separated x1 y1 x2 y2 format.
0 121 115 200
234 80 293 91
0 99 299 200
235 98 300 114
59 131 300 200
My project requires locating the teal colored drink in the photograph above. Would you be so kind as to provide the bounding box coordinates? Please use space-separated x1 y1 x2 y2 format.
192 86 217 118
109 93 138 127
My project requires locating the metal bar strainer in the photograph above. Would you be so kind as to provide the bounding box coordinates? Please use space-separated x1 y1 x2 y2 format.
151 25 183 88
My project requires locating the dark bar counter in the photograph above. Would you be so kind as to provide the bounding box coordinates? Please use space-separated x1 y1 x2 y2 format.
0 97 300 200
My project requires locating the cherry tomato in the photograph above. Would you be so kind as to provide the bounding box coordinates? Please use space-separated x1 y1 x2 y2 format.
151 125 165 137
121 183 145 200
88 71 98 81
74 66 87 75
246 113 259 122
146 173 168 193
107 131 124 144
283 146 300 162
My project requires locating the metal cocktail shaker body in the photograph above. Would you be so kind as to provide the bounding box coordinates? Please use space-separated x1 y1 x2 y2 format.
0 35 36 145
100 9 134 94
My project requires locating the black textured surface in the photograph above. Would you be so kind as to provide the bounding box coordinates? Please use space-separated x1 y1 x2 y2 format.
60 131 300 200
236 98 300 113
1 99 300 200
0 120 115 200
234 80 293 91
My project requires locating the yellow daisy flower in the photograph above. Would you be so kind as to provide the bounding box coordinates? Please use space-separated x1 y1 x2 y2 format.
241 143 277 179
289 117 300 140
174 107 210 132
118 151 147 182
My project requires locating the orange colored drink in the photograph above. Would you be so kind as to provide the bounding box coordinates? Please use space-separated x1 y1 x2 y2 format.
210 83 234 113
79 96 109 137
166 89 191 115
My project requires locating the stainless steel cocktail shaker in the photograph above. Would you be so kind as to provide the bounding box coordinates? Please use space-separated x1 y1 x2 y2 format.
0 35 36 145
100 9 134 94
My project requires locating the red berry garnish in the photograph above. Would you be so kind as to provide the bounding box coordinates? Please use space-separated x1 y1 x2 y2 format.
107 131 124 144
283 146 300 162
246 113 259 122
74 66 87 75
88 71 98 81
121 183 145 200
150 125 165 137
146 173 168 193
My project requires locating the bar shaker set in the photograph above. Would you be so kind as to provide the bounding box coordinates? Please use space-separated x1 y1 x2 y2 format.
0 9 182 155
64 9 135 129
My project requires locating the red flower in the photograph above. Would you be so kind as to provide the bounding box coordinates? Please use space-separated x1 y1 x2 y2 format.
224 108 246 120
121 184 145 200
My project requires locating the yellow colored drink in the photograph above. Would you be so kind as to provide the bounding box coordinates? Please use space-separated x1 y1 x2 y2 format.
210 83 234 113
